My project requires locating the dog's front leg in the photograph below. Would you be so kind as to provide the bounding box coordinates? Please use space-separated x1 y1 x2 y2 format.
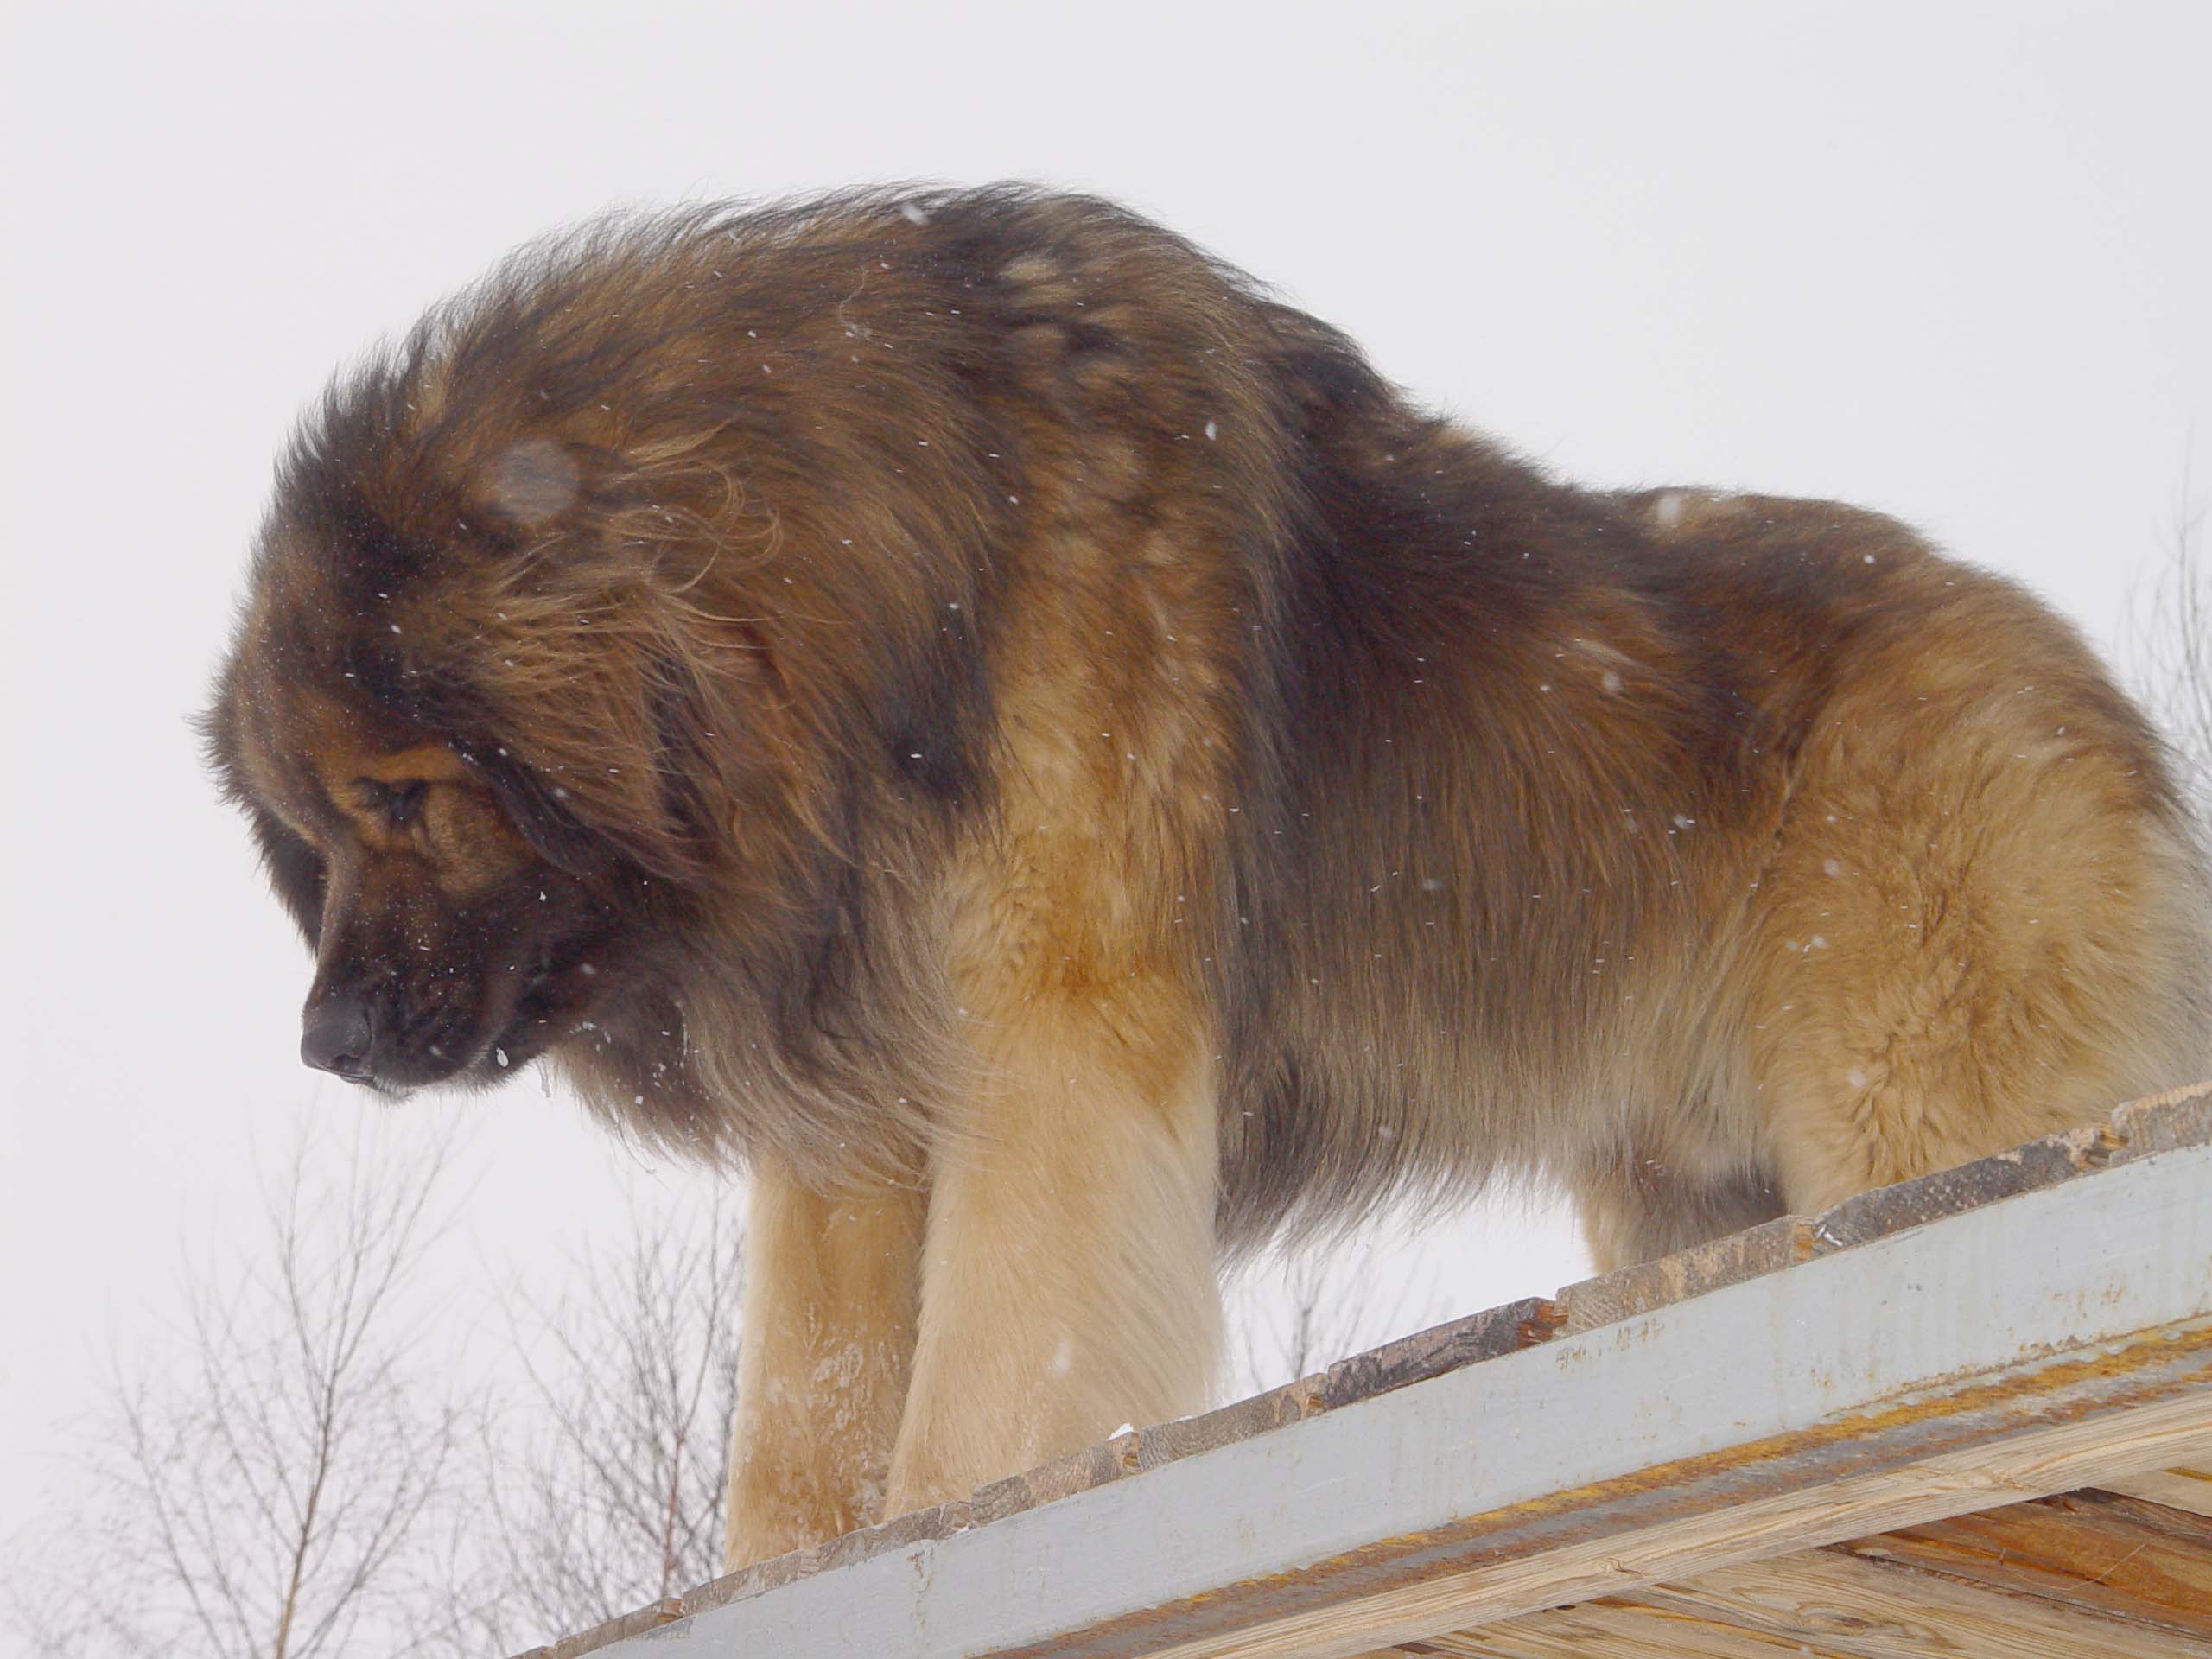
883 986 1223 1517
721 1162 925 1570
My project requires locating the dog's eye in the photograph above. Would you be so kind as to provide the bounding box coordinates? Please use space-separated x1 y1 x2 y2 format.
357 778 428 829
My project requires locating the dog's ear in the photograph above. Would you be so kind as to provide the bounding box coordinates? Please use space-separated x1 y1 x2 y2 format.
248 805 328 945
447 731 627 882
417 434 786 891
310 429 787 892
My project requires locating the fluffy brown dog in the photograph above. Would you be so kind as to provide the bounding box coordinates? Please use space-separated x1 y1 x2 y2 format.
206 187 2212 1569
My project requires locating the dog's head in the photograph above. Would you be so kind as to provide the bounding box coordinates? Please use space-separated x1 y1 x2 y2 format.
204 635 637 1093
205 219 1003 1128
200 416 757 1097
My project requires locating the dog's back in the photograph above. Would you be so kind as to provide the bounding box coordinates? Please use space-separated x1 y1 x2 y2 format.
1211 365 2211 1257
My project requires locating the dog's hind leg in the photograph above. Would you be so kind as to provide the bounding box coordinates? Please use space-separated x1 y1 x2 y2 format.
1742 589 2212 1215
1569 1154 1787 1274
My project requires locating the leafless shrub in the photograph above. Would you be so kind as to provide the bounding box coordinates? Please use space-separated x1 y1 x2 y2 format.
2131 461 2212 813
8 1123 476 1659
444 1187 745 1654
1224 1244 1445 1399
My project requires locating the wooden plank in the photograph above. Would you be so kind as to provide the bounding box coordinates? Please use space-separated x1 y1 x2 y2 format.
1838 1489 2212 1636
1621 1547 2212 1659
1414 1600 1862 1657
556 1135 2212 1659
2101 1466 2212 1519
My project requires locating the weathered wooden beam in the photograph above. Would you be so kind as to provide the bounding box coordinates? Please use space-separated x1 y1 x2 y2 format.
2102 1465 2212 1520
1834 1489 2212 1637
1463 1546 2212 1659
542 1091 2212 1659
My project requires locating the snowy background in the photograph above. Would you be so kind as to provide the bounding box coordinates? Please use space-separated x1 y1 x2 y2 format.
5 0 2209 1599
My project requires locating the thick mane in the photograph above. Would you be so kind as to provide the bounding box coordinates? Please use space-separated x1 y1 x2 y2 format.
226 188 1322 1186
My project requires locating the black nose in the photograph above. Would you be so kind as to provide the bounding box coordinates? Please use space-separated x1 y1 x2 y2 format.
302 995 375 1080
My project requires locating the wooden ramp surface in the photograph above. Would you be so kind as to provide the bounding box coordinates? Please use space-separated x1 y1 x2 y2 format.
524 1083 2212 1659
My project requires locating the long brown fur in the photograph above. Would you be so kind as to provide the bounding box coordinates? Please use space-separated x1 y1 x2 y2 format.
205 186 2212 1567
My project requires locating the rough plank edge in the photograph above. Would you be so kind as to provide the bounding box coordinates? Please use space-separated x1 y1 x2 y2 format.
541 1599 682 1659
2112 1078 2212 1154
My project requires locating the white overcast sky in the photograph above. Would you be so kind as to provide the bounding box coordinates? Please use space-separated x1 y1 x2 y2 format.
4 0 2209 1564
